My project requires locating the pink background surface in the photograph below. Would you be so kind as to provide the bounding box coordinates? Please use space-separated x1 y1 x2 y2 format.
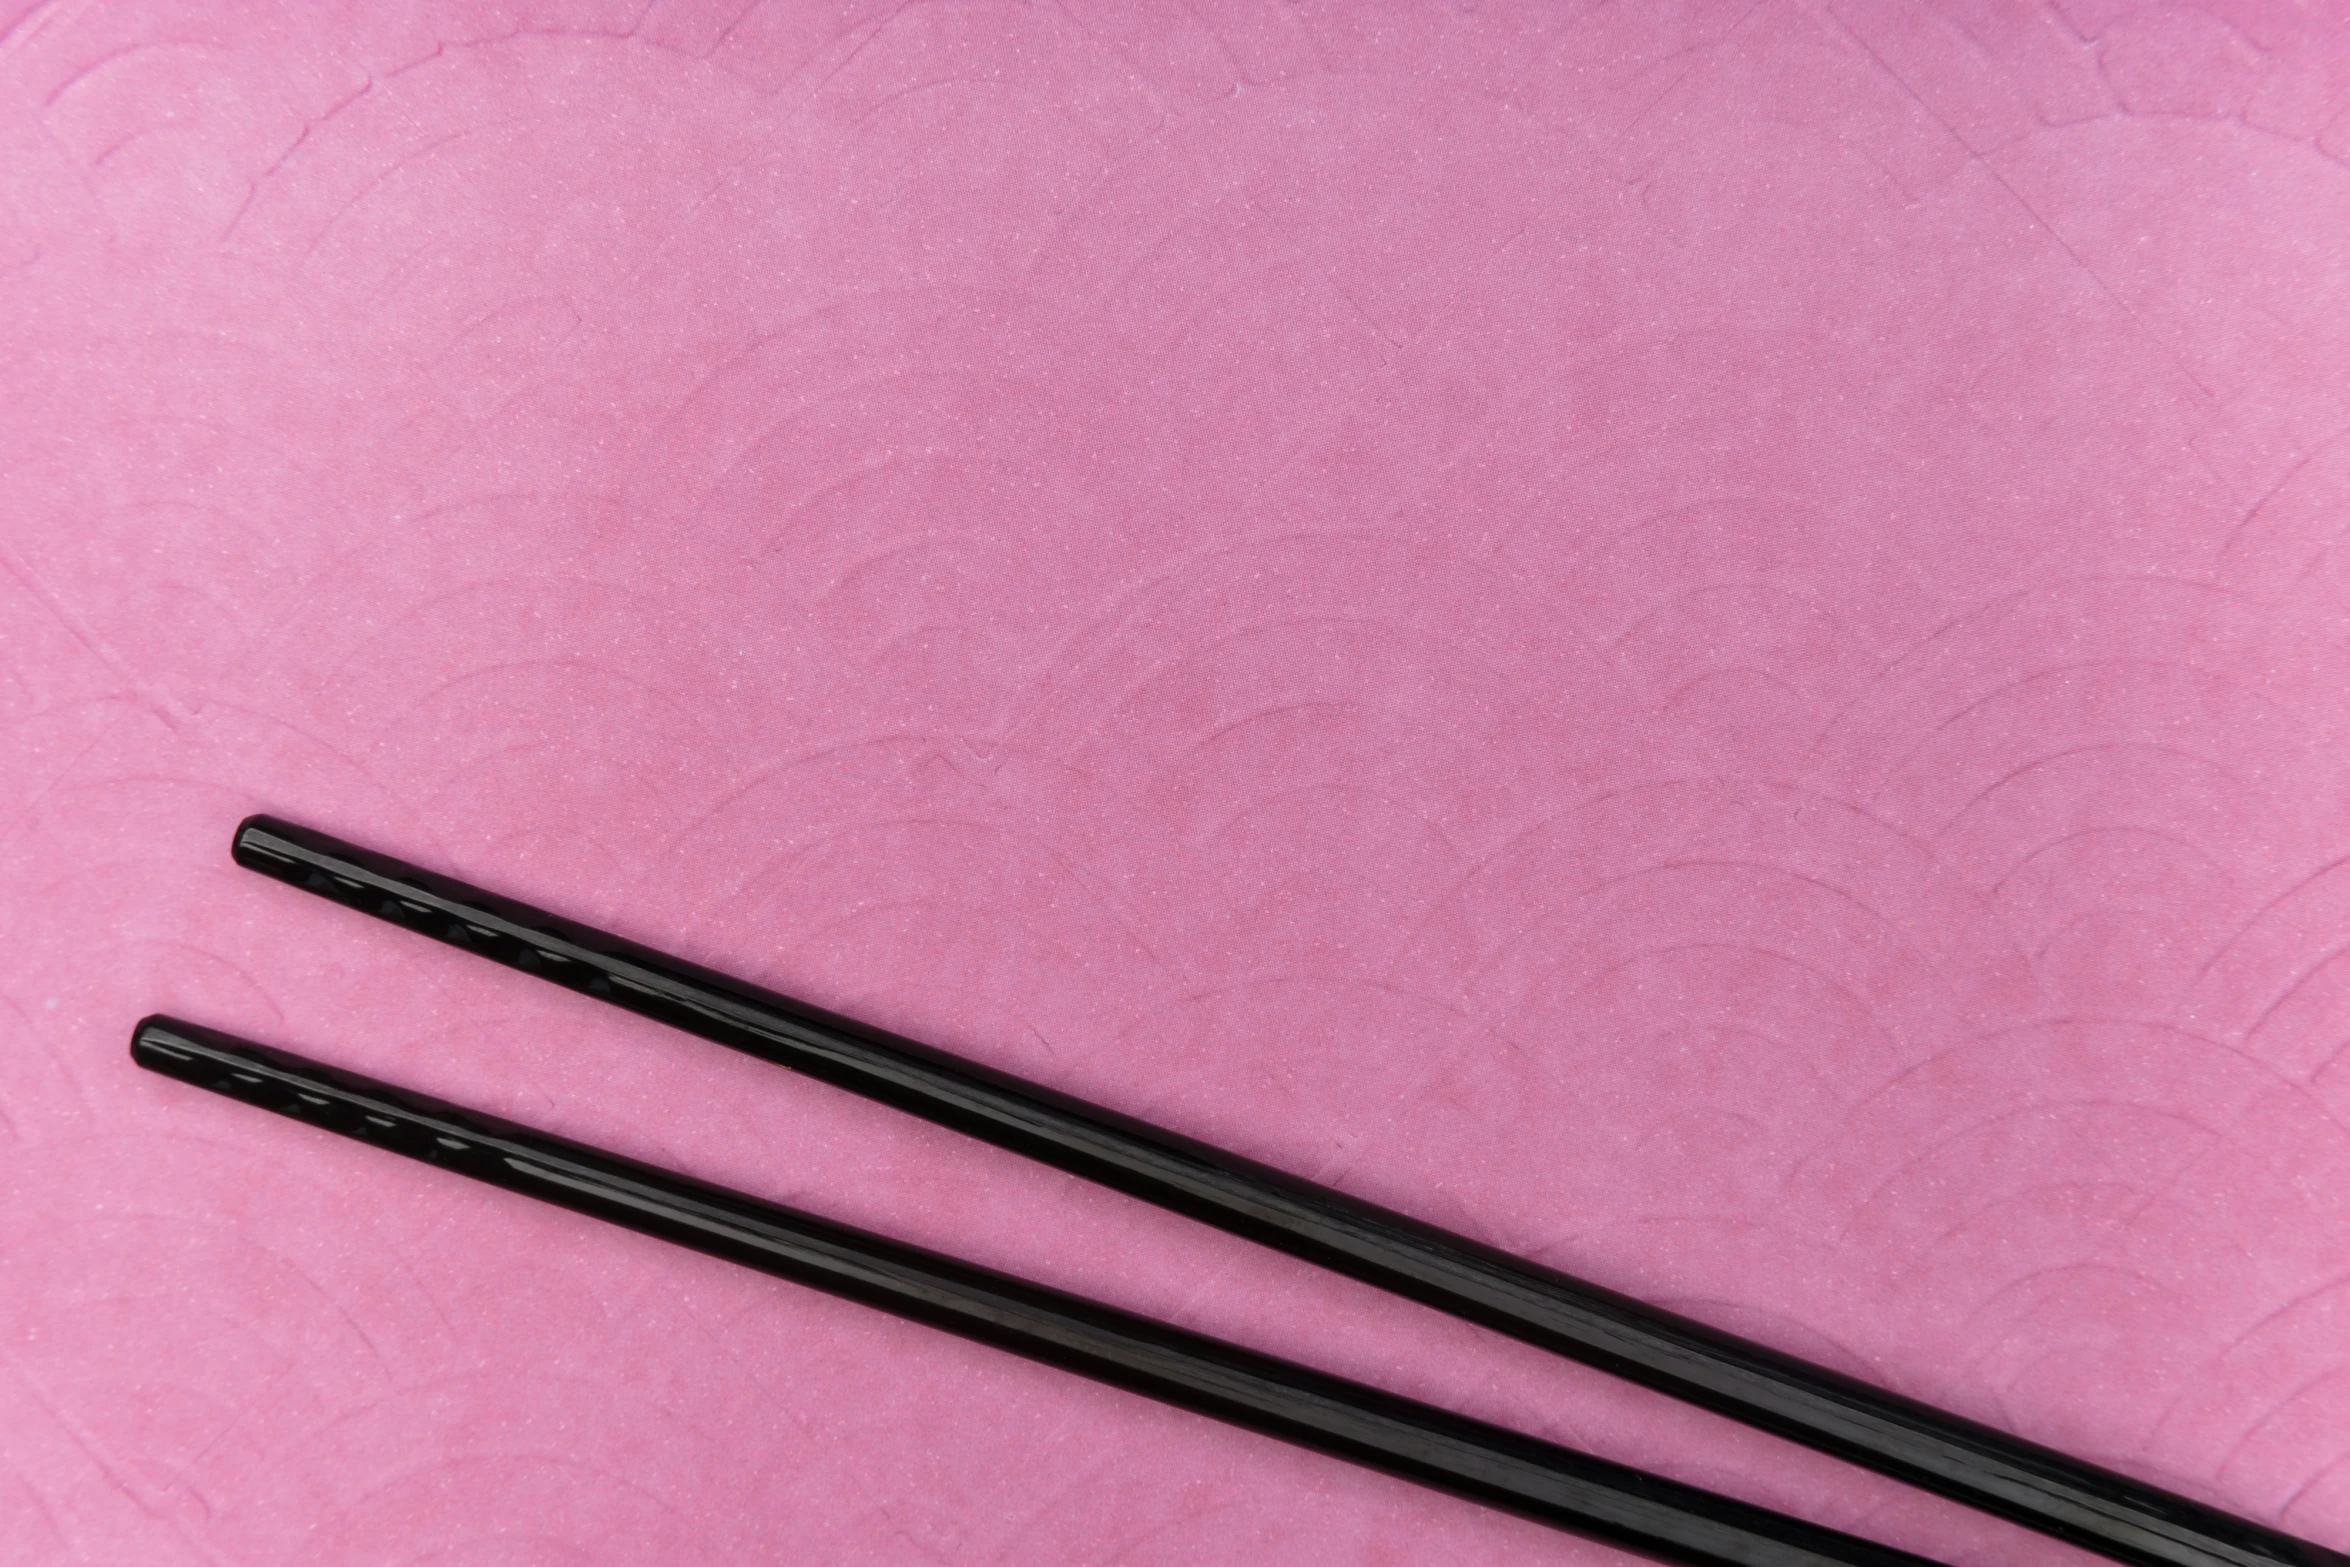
4 2 2350 1562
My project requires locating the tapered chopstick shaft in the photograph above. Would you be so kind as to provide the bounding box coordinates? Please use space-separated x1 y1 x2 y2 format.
229 817 2348 1567
133 1015 1947 1567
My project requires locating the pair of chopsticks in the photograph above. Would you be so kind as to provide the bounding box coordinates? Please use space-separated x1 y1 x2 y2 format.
130 816 2345 1567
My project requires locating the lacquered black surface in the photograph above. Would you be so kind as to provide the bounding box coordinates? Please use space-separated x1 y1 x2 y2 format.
133 1015 1950 1567
230 816 2350 1567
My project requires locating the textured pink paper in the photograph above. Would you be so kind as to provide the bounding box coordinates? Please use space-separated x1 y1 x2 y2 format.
4 3 2349 1562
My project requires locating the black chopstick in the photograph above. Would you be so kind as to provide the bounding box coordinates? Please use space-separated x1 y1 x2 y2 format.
228 816 2349 1567
131 1015 1945 1567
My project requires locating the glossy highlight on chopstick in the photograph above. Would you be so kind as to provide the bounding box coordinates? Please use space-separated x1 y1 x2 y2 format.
131 1014 1948 1567
229 816 2350 1567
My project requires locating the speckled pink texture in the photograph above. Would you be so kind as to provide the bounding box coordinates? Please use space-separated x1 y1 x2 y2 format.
4 3 2349 1563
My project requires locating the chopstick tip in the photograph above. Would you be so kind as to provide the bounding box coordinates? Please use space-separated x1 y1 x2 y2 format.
129 1014 200 1070
231 813 307 874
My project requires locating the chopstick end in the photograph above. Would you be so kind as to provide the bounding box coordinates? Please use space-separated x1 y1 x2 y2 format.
231 813 305 874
